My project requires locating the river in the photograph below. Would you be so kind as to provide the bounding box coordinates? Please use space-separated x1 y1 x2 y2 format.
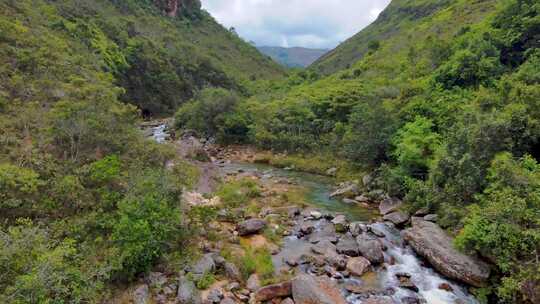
150 125 479 304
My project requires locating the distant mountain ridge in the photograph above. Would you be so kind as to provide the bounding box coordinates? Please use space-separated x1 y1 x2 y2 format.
258 46 328 68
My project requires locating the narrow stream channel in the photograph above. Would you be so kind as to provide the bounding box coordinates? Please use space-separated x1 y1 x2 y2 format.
149 126 479 304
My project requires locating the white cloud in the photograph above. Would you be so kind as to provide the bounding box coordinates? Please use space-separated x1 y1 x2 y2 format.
201 0 391 49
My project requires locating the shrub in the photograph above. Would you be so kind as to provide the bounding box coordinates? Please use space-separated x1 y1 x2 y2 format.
0 164 43 216
216 178 260 208
112 169 182 278
456 153 540 302
392 116 441 178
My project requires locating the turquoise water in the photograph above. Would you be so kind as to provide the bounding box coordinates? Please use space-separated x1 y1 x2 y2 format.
222 162 378 222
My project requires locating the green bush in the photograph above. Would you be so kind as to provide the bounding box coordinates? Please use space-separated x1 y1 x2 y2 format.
174 88 241 141
392 116 441 178
456 153 540 302
0 164 43 215
112 169 182 278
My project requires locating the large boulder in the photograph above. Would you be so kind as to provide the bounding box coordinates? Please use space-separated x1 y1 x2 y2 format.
403 218 490 287
330 182 359 199
236 219 267 236
132 284 150 304
336 235 360 257
292 274 347 304
379 197 402 215
383 211 410 226
254 281 292 302
356 234 384 265
347 256 371 276
177 276 201 304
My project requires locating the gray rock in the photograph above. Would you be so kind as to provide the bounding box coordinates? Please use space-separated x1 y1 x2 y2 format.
383 211 410 226
224 262 242 282
331 215 348 233
368 225 386 238
326 167 337 176
133 284 150 304
403 218 490 287
292 274 347 304
148 272 167 289
349 222 367 237
414 208 429 216
247 274 260 291
300 221 316 235
192 254 216 280
206 288 223 303
336 235 360 257
311 240 337 256
220 298 236 304
423 214 438 222
281 298 295 304
177 276 201 304
379 197 403 215
330 182 359 199
355 194 370 203
309 223 338 244
236 219 267 236
362 174 373 188
356 234 384 264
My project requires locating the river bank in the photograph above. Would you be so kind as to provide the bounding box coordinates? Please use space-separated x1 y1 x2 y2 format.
124 125 489 304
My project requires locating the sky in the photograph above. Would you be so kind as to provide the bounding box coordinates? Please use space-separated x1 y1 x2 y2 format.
201 0 392 50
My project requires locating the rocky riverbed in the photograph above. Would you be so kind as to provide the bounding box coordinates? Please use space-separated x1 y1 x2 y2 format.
125 125 490 304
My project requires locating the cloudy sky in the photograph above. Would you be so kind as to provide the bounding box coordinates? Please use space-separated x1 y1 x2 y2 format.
201 0 392 50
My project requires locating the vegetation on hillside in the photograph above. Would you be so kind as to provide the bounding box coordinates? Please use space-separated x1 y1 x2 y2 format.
0 0 283 302
175 0 540 302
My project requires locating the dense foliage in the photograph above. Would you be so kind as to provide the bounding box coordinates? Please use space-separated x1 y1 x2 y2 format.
0 0 281 302
175 0 540 302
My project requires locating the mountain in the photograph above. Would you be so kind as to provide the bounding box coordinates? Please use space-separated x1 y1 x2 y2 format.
258 46 328 68
311 0 494 75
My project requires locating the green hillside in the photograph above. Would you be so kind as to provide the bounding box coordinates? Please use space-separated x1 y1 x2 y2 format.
177 0 540 302
311 0 496 75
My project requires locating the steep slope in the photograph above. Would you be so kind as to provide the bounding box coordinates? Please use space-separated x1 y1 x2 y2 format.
258 46 328 68
1 0 284 116
311 0 493 75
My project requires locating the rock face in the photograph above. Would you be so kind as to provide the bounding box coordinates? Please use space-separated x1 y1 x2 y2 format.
191 254 216 280
403 218 490 287
236 219 267 236
330 182 359 198
254 281 292 302
292 274 347 304
154 0 201 17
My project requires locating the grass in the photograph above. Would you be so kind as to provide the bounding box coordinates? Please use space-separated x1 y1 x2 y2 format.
215 178 261 208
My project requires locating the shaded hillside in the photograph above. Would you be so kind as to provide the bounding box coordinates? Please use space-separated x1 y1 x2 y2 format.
258 46 328 68
311 0 493 75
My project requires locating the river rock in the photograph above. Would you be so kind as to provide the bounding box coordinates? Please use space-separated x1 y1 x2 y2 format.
311 240 337 256
368 225 386 238
383 211 410 226
403 218 490 287
177 276 201 304
292 274 347 304
331 215 348 233
423 214 438 222
133 284 150 304
300 221 316 235
254 281 292 302
336 235 360 257
379 197 403 215
281 298 294 304
309 223 337 244
363 297 395 304
206 288 224 303
236 219 267 236
192 254 216 280
220 298 236 304
347 256 371 276
398 276 419 292
247 274 261 291
356 234 384 264
326 167 337 176
330 182 359 199
224 262 242 282
349 222 367 237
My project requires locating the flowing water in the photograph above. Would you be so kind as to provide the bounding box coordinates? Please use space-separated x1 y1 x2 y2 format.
221 162 478 304
149 128 478 304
